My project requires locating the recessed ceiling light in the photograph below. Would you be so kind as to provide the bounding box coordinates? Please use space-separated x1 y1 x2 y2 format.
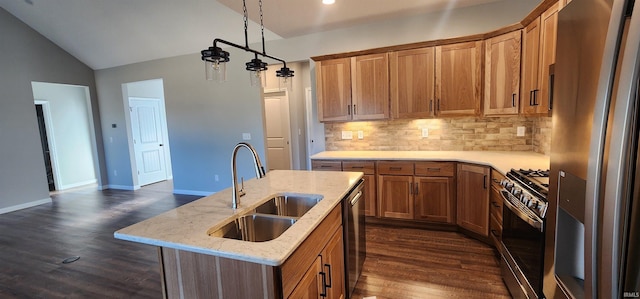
322 0 335 5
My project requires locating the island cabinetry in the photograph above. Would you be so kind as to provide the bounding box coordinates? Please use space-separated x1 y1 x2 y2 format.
484 30 522 116
390 47 436 119
435 41 483 117
158 204 344 299
521 2 559 115
315 53 389 122
377 161 456 223
489 169 505 252
312 160 378 217
457 163 490 237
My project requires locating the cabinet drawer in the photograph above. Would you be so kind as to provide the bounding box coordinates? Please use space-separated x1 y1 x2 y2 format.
491 169 505 189
377 161 414 175
311 160 342 171
415 162 455 177
343 161 375 175
490 213 503 252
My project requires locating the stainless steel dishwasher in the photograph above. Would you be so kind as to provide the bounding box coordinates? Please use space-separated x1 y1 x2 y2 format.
343 179 365 298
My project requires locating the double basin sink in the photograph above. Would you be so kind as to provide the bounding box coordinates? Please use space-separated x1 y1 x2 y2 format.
207 193 323 242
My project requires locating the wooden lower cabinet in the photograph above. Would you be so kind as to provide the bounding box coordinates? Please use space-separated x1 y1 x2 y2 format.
414 176 455 223
313 160 378 217
378 175 414 219
159 205 344 299
457 163 490 237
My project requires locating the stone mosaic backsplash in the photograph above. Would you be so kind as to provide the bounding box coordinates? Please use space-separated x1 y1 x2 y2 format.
324 116 552 155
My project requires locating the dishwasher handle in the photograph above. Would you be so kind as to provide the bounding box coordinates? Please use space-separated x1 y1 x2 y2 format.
350 191 362 206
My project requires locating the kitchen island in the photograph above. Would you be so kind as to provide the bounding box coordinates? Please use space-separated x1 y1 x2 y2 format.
115 170 363 298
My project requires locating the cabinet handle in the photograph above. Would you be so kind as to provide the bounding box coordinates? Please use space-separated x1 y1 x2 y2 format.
427 167 441 172
491 229 500 238
549 73 555 111
320 165 333 168
320 271 327 297
409 182 413 195
353 104 357 115
532 89 539 106
389 167 402 171
437 99 441 111
324 264 332 288
483 175 487 189
350 166 364 169
492 178 500 183
415 183 419 195
347 105 351 115
429 100 433 112
512 93 516 107
491 201 501 208
529 90 534 106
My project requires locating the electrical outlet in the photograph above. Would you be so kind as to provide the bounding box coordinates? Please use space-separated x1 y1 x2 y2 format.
214 175 219 182
113 170 118 176
422 128 429 138
357 131 364 139
517 126 526 137
341 131 353 139
242 133 251 140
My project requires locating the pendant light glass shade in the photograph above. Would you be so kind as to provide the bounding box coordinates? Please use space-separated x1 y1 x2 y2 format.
205 60 227 82
249 70 266 87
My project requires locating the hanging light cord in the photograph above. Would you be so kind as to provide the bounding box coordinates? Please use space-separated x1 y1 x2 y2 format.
243 0 249 48
259 0 266 54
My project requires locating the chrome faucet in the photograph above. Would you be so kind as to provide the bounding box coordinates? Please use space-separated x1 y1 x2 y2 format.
231 142 266 209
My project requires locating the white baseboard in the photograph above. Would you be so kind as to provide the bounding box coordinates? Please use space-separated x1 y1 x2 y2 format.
0 198 52 215
173 189 214 197
57 179 97 190
105 185 136 191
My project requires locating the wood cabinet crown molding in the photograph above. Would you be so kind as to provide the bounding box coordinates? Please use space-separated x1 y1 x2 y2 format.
310 0 559 62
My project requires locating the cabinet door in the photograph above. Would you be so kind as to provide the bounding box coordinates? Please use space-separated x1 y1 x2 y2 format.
378 175 413 219
521 17 541 115
536 3 559 115
414 177 455 224
390 47 435 118
435 41 483 116
484 30 521 116
363 174 377 217
316 58 352 122
456 164 490 236
351 53 390 121
322 228 345 299
288 257 323 299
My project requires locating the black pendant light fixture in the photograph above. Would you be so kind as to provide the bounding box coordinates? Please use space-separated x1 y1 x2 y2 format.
201 0 294 87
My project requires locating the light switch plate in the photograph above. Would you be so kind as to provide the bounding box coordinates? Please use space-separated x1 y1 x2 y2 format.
242 133 251 140
341 131 353 140
516 126 525 137
357 131 364 139
422 128 429 138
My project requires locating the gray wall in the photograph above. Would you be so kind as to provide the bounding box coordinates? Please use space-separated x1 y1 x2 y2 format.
32 82 97 190
95 49 267 195
0 8 105 213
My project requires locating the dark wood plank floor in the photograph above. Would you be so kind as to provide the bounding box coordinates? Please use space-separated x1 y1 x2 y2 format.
0 182 200 298
0 183 509 298
351 225 511 299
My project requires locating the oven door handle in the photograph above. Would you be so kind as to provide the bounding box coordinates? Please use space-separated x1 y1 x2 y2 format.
500 190 544 232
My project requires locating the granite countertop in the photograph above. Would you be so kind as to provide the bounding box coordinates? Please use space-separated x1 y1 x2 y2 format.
114 170 363 266
310 151 550 174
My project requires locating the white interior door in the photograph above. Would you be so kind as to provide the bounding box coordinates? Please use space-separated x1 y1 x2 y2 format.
129 98 167 186
264 93 292 170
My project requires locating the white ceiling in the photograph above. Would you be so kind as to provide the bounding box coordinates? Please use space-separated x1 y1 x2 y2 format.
1 0 509 70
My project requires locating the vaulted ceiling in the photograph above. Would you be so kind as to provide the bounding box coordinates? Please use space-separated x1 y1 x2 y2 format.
1 0 521 70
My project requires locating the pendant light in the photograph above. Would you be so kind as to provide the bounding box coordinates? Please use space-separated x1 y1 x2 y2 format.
200 0 294 86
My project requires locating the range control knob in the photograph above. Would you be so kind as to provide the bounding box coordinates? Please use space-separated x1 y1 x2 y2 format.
511 188 522 196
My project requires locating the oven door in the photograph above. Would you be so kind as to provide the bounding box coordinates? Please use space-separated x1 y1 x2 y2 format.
500 190 546 299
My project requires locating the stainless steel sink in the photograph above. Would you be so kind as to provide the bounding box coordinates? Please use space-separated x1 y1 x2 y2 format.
254 193 323 217
208 214 296 242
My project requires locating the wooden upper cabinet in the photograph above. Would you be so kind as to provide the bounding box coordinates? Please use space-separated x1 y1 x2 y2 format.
484 30 521 116
351 53 390 120
390 47 436 118
435 41 483 117
316 58 352 122
521 2 558 115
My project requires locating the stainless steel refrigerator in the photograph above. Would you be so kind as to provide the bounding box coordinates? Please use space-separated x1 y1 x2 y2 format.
546 0 640 298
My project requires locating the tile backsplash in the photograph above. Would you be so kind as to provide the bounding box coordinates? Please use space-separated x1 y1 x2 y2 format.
324 116 551 155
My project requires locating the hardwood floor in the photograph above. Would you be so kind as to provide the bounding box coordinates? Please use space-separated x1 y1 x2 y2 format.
0 182 200 298
351 224 511 299
0 183 509 298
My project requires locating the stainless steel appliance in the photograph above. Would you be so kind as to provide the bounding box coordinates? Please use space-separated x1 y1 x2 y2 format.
547 0 640 298
499 169 550 298
343 179 365 298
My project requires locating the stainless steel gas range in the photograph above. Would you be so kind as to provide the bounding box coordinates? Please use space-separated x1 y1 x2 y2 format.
499 169 550 299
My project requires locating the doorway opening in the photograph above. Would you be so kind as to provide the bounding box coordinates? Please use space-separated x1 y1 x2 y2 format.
123 79 173 189
32 82 101 192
